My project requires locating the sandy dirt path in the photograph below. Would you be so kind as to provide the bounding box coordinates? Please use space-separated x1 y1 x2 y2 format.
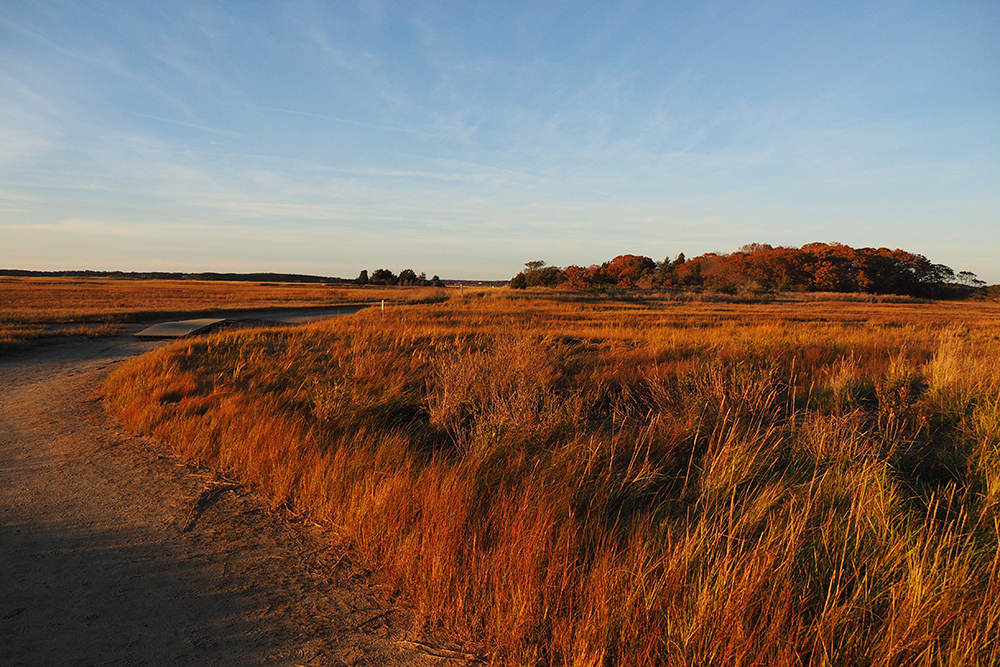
0 332 466 666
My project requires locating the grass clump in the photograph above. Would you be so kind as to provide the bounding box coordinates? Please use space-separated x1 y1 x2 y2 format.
104 293 1000 665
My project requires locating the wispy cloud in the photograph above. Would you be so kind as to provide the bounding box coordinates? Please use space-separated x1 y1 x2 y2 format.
124 111 246 139
0 1 996 280
254 105 425 136
0 11 143 81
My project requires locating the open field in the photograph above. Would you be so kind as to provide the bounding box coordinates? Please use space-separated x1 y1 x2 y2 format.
103 291 1000 665
0 276 445 352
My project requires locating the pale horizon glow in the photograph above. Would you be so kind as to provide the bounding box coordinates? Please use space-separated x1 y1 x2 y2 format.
1 2 998 281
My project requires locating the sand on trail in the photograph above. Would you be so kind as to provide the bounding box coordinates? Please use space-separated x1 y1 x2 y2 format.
0 331 471 666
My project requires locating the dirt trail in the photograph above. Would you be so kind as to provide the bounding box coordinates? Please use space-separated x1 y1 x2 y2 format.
0 333 458 666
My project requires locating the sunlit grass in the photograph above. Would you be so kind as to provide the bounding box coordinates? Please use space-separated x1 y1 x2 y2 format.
104 291 1000 665
0 276 443 323
0 276 443 350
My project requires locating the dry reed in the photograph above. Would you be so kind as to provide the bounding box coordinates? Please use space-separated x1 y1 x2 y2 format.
103 292 1000 665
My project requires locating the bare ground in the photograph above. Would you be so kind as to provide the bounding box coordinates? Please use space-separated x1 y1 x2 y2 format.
0 331 474 666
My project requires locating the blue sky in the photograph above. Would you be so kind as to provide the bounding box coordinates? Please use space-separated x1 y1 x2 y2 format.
1 1 997 281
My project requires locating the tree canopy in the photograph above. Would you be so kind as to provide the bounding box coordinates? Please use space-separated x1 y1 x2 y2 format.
509 243 982 298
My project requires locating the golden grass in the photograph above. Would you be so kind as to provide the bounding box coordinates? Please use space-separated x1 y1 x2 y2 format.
103 291 1000 665
0 276 443 351
0 276 441 323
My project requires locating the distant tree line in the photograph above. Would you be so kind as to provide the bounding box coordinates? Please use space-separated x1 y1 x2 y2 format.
0 270 347 283
353 268 445 287
510 243 988 298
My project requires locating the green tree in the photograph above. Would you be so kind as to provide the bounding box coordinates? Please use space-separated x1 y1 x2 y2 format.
370 268 397 285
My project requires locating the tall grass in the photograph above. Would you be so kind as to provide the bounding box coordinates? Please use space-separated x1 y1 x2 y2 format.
103 293 1000 665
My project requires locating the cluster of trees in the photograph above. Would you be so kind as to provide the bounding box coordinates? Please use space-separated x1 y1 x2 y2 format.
510 243 987 298
354 268 445 287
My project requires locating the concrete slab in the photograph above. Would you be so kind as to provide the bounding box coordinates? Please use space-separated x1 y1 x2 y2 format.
135 318 226 339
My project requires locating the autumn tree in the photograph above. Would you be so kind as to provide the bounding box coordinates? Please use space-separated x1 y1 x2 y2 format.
561 264 605 289
511 243 970 297
602 255 657 288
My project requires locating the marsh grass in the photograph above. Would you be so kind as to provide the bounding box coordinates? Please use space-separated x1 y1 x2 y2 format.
0 322 122 354
0 276 440 350
0 276 440 323
104 293 1000 665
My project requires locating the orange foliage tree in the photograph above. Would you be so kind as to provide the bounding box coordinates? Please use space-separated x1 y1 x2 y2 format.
518 242 971 297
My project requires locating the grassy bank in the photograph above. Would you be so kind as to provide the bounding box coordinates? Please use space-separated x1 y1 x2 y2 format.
103 292 1000 665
